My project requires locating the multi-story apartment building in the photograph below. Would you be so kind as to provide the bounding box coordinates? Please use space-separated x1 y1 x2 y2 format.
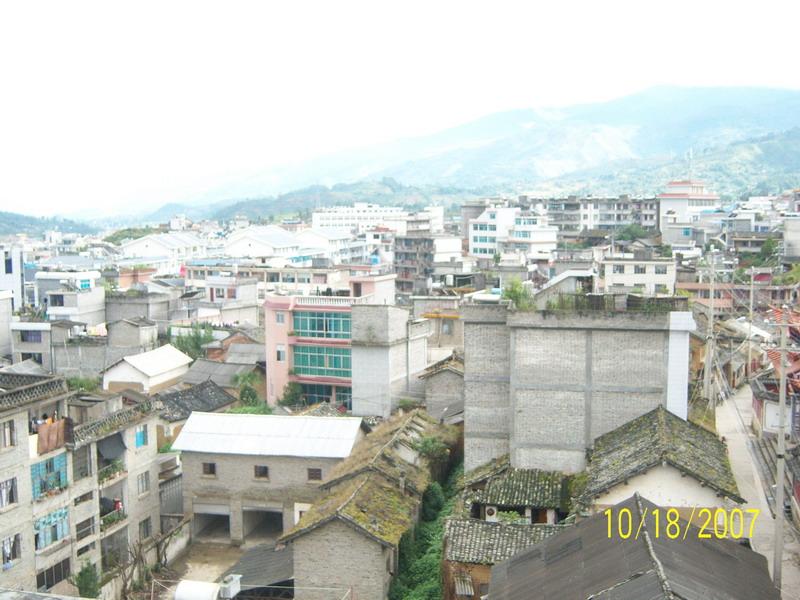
119 232 207 276
597 252 677 295
546 196 659 238
311 203 407 233
0 244 25 310
263 274 397 407
33 270 102 309
0 373 160 593
44 284 106 328
657 180 721 228
394 234 461 296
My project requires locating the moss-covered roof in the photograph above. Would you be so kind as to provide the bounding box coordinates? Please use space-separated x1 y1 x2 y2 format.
322 410 458 496
463 454 569 510
279 472 416 548
584 406 743 503
443 518 565 565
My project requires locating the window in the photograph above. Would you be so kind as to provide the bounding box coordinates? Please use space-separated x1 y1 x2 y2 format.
139 517 152 541
299 383 333 404
34 508 69 550
226 288 236 299
655 284 669 294
292 311 351 339
655 265 668 275
137 471 150 495
2 533 21 567
1 419 15 449
276 344 286 362
3 255 11 275
335 387 352 410
293 346 351 378
612 264 625 274
307 468 322 481
634 265 646 274
0 478 18 508
72 445 91 480
254 465 270 479
441 320 453 335
76 517 94 541
37 558 70 591
49 294 64 307
77 542 95 557
215 288 225 298
21 352 43 364
275 312 285 324
31 454 68 499
135 424 148 448
202 462 216 476
74 491 93 506
20 330 42 343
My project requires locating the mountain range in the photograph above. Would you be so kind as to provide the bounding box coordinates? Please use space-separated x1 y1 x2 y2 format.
15 85 800 228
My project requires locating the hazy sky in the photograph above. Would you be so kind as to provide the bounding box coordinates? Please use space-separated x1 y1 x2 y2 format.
2 0 800 217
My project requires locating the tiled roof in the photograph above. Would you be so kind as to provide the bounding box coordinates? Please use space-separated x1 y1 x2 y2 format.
418 349 464 379
444 518 564 565
280 472 416 548
489 494 778 600
182 359 256 388
464 455 568 510
0 374 69 410
156 381 236 422
584 406 743 503
322 410 458 496
71 401 154 448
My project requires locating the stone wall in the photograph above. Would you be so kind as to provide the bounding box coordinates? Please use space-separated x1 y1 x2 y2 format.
293 519 391 600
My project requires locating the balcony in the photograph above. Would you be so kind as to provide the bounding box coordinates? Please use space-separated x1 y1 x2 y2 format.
100 508 127 533
98 460 126 486
32 473 68 502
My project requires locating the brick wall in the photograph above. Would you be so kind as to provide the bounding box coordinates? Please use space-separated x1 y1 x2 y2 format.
293 519 391 600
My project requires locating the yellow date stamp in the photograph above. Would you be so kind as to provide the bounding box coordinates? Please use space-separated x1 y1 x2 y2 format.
604 507 760 540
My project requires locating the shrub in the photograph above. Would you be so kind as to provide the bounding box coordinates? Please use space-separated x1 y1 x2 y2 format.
71 562 100 598
421 482 445 521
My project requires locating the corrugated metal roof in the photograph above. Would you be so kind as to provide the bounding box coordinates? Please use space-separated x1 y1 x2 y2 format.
123 344 192 377
173 412 363 458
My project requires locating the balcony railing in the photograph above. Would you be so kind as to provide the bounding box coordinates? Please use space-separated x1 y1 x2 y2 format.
32 473 67 501
294 294 374 306
100 509 127 532
98 460 125 484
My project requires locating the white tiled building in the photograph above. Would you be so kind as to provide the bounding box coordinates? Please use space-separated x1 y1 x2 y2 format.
311 203 407 233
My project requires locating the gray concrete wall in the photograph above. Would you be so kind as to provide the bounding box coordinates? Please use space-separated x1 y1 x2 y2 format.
52 343 152 379
106 295 170 334
292 519 391 600
463 304 512 472
424 369 464 420
464 305 690 473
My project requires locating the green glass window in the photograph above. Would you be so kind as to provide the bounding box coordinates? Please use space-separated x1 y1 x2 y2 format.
293 346 351 378
292 311 351 339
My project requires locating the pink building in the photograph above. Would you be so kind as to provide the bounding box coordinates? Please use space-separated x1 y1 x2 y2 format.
264 274 396 407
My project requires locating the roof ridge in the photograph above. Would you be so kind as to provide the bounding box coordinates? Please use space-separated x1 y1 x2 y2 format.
635 494 675 600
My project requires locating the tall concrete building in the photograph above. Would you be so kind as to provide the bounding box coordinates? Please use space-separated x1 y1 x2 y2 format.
0 244 25 310
350 305 429 418
462 301 695 473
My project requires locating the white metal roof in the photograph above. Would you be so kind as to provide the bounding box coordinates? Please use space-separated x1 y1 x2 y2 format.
173 412 363 458
123 344 192 377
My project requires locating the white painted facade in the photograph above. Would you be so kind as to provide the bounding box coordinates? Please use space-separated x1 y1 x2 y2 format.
0 244 25 310
590 464 735 514
311 203 407 233
598 256 677 295
120 233 207 275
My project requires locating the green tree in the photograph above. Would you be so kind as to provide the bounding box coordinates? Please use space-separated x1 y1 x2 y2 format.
278 382 304 406
615 224 649 241
171 323 215 359
758 237 778 263
233 371 260 406
71 562 101 598
502 277 533 310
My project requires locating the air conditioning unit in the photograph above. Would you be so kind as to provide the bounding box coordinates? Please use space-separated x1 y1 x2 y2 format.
485 506 498 522
218 574 242 599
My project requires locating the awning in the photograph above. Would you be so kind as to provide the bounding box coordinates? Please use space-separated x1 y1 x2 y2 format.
97 433 126 460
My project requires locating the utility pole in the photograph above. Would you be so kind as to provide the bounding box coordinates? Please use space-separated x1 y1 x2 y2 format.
774 304 788 586
703 251 716 402
748 266 755 379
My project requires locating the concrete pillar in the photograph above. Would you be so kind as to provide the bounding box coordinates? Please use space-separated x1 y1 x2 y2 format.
230 498 244 545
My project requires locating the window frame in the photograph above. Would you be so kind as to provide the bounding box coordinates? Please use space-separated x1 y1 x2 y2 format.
202 462 217 476
307 468 322 481
254 465 270 480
